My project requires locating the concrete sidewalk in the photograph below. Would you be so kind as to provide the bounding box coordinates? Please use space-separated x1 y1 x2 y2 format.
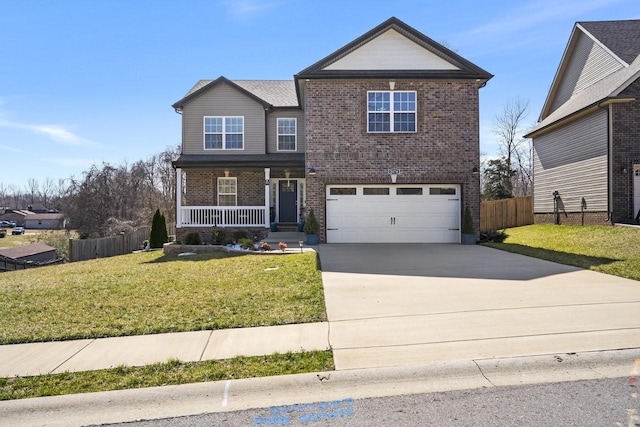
0 323 330 377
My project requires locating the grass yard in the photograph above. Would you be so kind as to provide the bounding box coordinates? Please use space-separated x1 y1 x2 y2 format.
0 350 334 400
483 224 640 281
0 251 326 344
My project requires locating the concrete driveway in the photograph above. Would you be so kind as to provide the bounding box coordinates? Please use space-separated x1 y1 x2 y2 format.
318 244 640 370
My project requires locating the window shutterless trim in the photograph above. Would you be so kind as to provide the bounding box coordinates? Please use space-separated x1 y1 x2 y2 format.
276 118 297 152
217 177 238 206
367 91 417 133
203 116 244 150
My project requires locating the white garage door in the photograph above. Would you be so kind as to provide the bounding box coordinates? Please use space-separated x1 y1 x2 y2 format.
326 184 461 244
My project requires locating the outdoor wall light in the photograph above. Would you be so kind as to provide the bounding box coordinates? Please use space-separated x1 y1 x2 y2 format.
308 167 317 176
472 167 479 174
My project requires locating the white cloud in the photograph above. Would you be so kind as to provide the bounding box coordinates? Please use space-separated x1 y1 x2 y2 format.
221 0 281 21
452 0 625 50
0 144 25 154
0 119 93 147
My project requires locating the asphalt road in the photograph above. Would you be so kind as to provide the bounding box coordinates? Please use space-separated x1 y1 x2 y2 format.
102 376 639 427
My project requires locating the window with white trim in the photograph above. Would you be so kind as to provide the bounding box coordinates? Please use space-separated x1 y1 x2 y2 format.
217 177 237 206
277 118 296 151
204 117 244 150
367 91 416 133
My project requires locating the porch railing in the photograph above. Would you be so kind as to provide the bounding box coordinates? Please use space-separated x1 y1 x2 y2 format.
178 206 267 228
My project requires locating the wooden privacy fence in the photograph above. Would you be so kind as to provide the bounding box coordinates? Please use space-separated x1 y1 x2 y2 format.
480 196 534 232
69 228 150 262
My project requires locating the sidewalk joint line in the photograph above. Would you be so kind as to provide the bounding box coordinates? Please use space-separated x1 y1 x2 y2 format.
51 339 96 374
473 359 496 387
199 330 214 361
328 300 640 324
331 327 640 350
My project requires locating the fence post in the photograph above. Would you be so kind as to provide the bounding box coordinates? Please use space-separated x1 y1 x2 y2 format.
120 231 125 255
69 238 74 262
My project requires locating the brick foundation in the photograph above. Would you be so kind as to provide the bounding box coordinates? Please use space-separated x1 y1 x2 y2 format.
534 211 611 226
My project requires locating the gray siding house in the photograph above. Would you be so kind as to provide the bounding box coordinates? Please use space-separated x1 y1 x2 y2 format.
172 17 492 243
526 20 640 225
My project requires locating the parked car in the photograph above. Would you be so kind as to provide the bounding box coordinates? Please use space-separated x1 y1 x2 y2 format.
0 220 15 228
12 227 25 235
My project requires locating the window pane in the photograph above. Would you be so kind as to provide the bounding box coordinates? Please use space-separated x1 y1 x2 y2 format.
363 187 390 195
394 113 416 132
225 134 243 149
393 92 415 111
368 92 390 112
278 135 296 151
329 188 356 195
396 188 423 195
219 195 236 206
429 187 456 195
205 117 222 132
205 134 222 149
225 117 243 132
278 119 295 134
369 113 390 132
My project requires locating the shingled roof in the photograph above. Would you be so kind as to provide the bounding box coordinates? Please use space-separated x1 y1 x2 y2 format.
173 78 298 110
0 243 56 260
579 20 640 65
527 19 640 137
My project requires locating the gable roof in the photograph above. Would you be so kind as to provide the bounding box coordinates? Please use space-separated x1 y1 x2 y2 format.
172 77 298 111
296 17 493 81
580 20 640 66
0 243 56 260
528 20 640 138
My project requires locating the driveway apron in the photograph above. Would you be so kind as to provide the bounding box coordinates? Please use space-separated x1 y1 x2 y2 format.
318 244 640 370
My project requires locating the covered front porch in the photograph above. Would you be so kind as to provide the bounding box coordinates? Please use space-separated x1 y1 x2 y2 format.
173 154 306 240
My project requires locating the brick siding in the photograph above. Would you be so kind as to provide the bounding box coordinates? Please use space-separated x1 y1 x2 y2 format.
304 79 482 242
184 169 265 206
612 78 640 223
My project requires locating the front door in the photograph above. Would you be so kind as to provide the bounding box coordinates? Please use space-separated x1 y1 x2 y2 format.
279 180 297 222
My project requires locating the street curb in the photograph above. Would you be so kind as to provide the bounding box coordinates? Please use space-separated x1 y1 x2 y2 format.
1 348 638 427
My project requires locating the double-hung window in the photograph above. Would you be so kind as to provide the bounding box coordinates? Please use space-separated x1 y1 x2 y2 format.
217 177 237 206
277 118 296 151
204 116 244 150
367 91 416 133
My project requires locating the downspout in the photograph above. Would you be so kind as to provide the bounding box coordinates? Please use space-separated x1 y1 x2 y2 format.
597 101 612 223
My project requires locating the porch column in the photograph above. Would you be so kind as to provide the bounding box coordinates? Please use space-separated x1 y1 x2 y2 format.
176 168 182 228
264 168 270 228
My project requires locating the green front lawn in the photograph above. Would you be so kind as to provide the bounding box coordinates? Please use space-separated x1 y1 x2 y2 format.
0 350 334 401
483 224 640 281
0 251 326 344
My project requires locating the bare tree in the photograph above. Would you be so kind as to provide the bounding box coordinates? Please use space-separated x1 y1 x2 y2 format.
493 98 531 197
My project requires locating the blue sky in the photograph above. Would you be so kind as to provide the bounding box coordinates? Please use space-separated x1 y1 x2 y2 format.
1 0 638 190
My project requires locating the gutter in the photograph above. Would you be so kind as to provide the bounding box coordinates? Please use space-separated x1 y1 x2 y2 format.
525 96 635 139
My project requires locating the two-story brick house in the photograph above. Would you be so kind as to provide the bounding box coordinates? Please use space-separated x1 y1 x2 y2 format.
172 17 492 243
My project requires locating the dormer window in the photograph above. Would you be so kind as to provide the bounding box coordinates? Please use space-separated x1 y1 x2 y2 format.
204 116 244 150
367 91 416 133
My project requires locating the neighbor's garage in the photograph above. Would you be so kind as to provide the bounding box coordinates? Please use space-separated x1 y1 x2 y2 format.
325 184 461 243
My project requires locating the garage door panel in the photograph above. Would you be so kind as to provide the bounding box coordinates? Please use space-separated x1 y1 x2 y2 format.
326 185 461 244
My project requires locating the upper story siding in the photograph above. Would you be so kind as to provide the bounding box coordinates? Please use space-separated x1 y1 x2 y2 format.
181 82 266 155
550 31 623 113
266 109 306 154
304 78 480 180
